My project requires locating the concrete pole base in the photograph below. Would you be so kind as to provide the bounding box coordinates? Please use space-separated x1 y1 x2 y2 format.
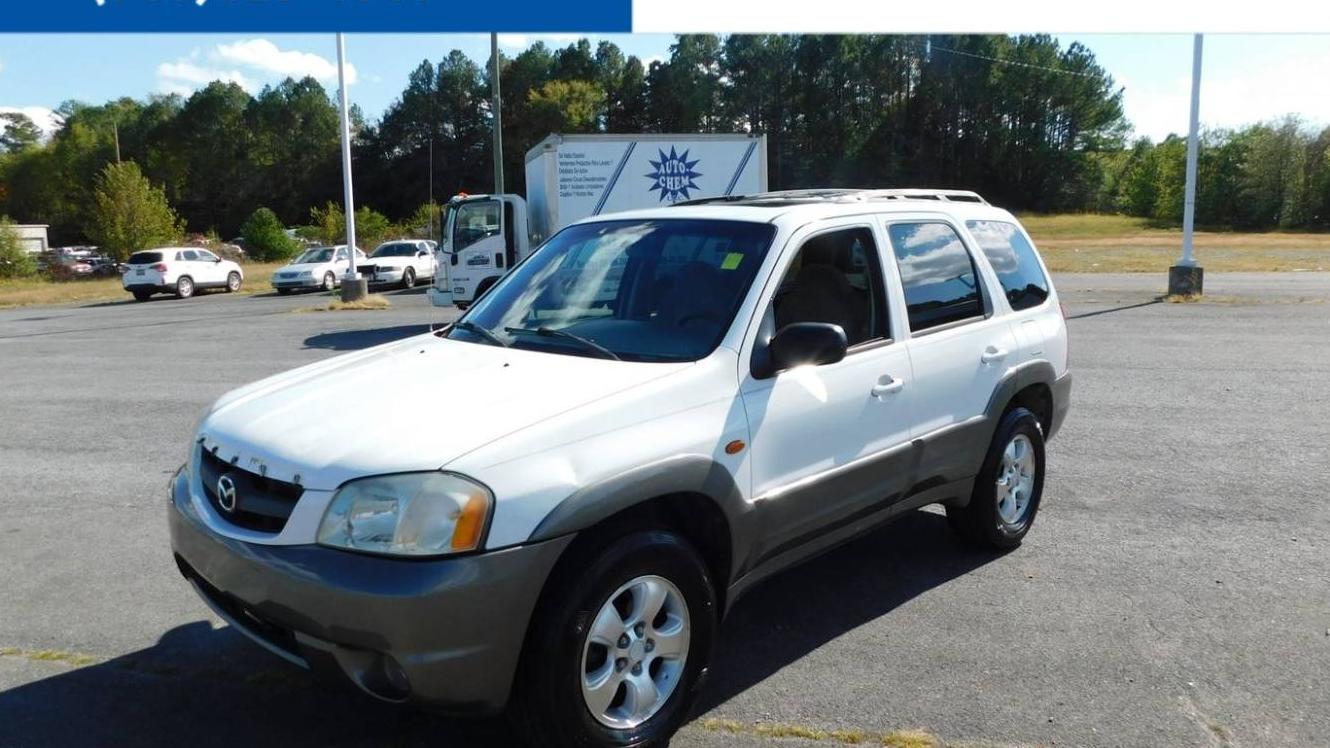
340 278 369 302
1168 265 1204 296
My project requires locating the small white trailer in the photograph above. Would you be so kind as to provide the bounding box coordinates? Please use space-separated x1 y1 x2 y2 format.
430 132 767 309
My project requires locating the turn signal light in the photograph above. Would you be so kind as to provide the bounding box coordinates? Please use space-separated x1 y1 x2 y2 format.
450 492 490 552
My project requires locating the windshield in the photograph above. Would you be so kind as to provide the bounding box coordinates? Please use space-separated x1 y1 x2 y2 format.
447 219 777 362
372 243 417 258
294 248 334 264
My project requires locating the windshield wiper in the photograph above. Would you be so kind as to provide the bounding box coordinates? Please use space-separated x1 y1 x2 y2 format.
504 326 621 361
454 320 509 348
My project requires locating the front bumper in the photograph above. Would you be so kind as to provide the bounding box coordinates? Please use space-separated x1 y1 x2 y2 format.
427 287 455 307
167 468 572 714
272 277 320 289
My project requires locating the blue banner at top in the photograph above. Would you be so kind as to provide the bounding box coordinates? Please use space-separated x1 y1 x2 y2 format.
4 0 632 32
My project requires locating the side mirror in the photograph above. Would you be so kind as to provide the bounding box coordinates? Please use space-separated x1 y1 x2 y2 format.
757 322 847 378
213 258 222 263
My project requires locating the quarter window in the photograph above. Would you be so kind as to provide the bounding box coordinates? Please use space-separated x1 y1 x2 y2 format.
772 227 886 347
886 222 983 333
966 220 1050 311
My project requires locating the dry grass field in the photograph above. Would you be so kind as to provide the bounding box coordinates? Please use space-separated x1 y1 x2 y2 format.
0 262 286 309
1020 214 1330 272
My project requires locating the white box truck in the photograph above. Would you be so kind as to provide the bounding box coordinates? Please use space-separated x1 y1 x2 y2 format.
429 132 767 309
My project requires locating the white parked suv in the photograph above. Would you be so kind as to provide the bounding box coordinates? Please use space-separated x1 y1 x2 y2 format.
360 239 437 289
270 244 367 294
169 189 1070 748
122 247 244 301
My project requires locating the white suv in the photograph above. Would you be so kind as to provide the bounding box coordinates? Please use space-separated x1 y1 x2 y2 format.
169 189 1070 748
122 247 244 301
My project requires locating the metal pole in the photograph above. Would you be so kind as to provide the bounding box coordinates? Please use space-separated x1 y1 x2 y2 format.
1179 34 1203 268
490 32 504 194
336 33 358 281
428 135 434 240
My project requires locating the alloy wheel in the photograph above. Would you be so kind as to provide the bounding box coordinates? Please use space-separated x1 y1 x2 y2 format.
996 433 1037 524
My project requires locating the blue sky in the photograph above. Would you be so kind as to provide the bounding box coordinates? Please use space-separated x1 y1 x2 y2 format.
2 33 1329 142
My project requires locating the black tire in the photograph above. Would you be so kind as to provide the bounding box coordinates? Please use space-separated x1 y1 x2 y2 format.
175 276 194 299
276 288 292 296
225 271 242 292
322 272 336 292
947 406 1046 549
512 530 717 748
132 290 152 302
402 268 416 289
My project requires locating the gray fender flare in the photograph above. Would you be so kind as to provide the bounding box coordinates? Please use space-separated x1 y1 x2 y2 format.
526 454 753 579
983 359 1057 434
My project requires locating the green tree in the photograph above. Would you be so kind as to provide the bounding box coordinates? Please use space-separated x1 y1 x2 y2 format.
240 207 298 261
0 217 38 278
308 201 345 244
0 113 43 154
354 206 392 249
528 80 606 133
86 161 184 261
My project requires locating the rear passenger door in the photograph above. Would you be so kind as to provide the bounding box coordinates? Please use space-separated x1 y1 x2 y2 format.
740 221 915 568
883 218 1021 485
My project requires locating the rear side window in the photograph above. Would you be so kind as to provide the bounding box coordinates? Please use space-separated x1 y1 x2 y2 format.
128 251 162 264
179 250 198 261
886 222 983 332
966 220 1050 311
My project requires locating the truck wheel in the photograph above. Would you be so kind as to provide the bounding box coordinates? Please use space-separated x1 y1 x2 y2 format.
322 272 336 292
947 406 1046 549
402 268 416 289
513 530 716 748
225 271 242 292
175 276 194 299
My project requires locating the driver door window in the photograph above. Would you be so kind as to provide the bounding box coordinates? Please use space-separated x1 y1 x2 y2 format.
770 226 887 347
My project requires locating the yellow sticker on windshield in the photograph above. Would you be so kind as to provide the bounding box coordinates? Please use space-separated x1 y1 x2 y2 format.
720 252 744 270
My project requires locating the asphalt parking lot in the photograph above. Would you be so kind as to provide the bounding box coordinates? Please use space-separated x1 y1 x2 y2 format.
2 274 1328 747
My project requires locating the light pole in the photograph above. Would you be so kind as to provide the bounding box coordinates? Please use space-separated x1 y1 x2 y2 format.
491 32 504 195
336 32 367 302
1169 33 1205 297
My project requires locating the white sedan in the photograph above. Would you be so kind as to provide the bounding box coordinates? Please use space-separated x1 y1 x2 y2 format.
271 245 366 294
360 240 437 289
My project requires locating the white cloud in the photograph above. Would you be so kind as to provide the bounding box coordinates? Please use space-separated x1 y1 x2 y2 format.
498 33 586 50
0 106 63 140
215 39 354 85
156 38 352 98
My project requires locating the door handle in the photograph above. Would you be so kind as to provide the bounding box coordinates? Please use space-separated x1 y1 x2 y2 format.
871 376 905 398
981 345 1009 364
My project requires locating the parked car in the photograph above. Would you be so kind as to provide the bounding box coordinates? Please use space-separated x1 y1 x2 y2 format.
49 259 94 280
84 256 120 277
169 189 1070 748
270 245 366 294
122 247 244 301
360 239 437 289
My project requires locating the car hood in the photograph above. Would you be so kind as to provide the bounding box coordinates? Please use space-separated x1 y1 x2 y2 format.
365 257 413 267
276 262 333 274
198 334 690 490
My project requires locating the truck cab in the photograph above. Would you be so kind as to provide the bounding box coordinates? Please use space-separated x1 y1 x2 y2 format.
430 194 531 309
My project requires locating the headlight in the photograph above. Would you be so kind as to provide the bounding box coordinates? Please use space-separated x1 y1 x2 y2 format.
317 472 493 557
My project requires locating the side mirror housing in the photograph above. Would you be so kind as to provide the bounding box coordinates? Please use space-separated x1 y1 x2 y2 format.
754 322 848 378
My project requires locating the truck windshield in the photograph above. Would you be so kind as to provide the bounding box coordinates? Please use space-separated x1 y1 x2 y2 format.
448 219 777 363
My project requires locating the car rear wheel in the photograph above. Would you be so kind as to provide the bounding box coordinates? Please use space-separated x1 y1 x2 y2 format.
322 272 336 292
947 406 1045 549
402 268 416 289
513 530 716 748
175 276 194 299
225 271 241 292
132 290 152 302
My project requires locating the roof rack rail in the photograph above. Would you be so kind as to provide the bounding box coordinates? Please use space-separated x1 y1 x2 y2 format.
671 188 989 206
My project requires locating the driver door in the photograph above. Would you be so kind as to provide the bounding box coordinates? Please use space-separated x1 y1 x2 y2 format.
739 221 915 569
450 199 506 299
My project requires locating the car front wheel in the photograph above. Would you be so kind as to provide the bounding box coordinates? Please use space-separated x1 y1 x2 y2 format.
402 268 416 289
947 405 1046 549
226 271 242 292
513 530 716 748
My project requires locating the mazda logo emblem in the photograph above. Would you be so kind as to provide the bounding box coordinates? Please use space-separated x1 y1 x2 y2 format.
217 474 238 513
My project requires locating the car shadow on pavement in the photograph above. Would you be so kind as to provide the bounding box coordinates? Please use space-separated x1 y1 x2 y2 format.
0 621 517 748
0 510 1000 748
303 324 438 351
692 509 1006 716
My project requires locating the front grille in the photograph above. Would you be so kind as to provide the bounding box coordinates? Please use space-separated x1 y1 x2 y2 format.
199 449 304 533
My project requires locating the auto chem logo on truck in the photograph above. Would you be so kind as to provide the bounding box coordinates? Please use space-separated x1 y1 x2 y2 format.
646 147 702 203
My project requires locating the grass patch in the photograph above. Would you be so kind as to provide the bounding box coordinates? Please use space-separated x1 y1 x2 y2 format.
697 718 941 747
1021 214 1330 272
1163 293 1204 304
0 262 286 309
0 647 100 667
296 293 392 312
